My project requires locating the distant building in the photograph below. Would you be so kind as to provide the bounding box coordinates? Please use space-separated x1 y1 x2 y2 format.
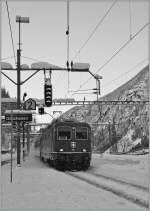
1 98 18 116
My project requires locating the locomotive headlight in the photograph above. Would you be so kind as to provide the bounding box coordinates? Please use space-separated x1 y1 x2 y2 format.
82 149 87 152
60 149 64 152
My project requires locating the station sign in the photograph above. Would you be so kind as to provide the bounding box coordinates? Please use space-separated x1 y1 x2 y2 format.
24 98 36 110
5 110 32 122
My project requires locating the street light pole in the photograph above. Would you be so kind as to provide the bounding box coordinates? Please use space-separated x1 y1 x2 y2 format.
16 23 21 166
16 16 29 166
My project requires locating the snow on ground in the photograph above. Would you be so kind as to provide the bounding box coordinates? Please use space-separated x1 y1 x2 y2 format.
90 153 149 189
1 146 144 209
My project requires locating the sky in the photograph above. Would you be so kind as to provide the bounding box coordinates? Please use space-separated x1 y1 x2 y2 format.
1 0 149 102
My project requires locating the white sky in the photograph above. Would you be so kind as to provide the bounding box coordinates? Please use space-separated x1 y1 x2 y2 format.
1 0 149 101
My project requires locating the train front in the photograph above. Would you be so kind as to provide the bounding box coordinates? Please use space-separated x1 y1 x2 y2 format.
54 121 91 170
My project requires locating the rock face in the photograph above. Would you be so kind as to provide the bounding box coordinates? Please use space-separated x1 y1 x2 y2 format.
62 65 149 153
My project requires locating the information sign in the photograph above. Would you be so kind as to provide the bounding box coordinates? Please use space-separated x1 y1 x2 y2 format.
5 110 32 122
24 98 36 110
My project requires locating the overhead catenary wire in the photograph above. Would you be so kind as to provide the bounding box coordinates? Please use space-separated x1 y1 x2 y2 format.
45 2 71 95
21 56 45 62
1 56 16 61
65 58 149 98
72 92 96 95
21 55 66 86
96 22 149 74
70 88 97 92
73 58 148 98
5 1 16 65
102 57 148 88
71 22 149 96
21 55 69 98
60 0 118 99
64 0 117 99
72 0 118 61
21 55 59 94
129 0 132 40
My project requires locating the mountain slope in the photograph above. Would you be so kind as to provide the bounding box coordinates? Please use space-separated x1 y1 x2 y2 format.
62 65 149 153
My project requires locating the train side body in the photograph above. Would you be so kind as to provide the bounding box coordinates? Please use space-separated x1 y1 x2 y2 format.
40 119 92 170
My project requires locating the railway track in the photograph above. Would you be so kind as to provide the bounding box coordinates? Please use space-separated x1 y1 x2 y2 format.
65 170 149 208
90 172 148 191
2 155 148 208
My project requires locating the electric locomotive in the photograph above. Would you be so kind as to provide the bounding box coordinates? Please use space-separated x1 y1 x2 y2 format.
39 118 92 170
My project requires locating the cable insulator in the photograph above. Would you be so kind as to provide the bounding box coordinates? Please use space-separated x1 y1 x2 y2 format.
71 61 73 68
66 61 69 68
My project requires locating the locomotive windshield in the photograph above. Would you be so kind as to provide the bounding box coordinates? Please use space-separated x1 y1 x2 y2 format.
57 126 71 140
75 127 88 140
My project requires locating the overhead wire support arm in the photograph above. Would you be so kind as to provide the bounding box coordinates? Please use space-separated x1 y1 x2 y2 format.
1 62 97 90
129 0 132 40
88 69 97 79
1 71 18 85
20 69 42 85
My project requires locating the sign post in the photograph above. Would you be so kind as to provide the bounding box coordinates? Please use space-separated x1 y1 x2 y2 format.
22 122 25 161
10 110 13 182
5 110 33 166
26 123 30 155
23 98 36 156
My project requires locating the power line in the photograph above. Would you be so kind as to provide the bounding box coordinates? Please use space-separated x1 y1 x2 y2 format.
49 0 117 97
22 55 67 81
21 56 43 62
22 55 58 93
71 58 148 98
95 22 149 74
71 22 149 96
5 1 16 65
72 0 118 61
53 71 66 84
70 88 96 92
72 92 95 95
129 0 132 40
102 58 148 88
21 55 66 91
1 56 16 61
22 55 67 97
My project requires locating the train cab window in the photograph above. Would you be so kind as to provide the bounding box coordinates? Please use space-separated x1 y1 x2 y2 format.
75 127 88 140
57 127 71 140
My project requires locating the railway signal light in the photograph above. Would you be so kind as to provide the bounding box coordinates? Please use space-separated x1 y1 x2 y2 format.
44 79 52 107
38 106 44 115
